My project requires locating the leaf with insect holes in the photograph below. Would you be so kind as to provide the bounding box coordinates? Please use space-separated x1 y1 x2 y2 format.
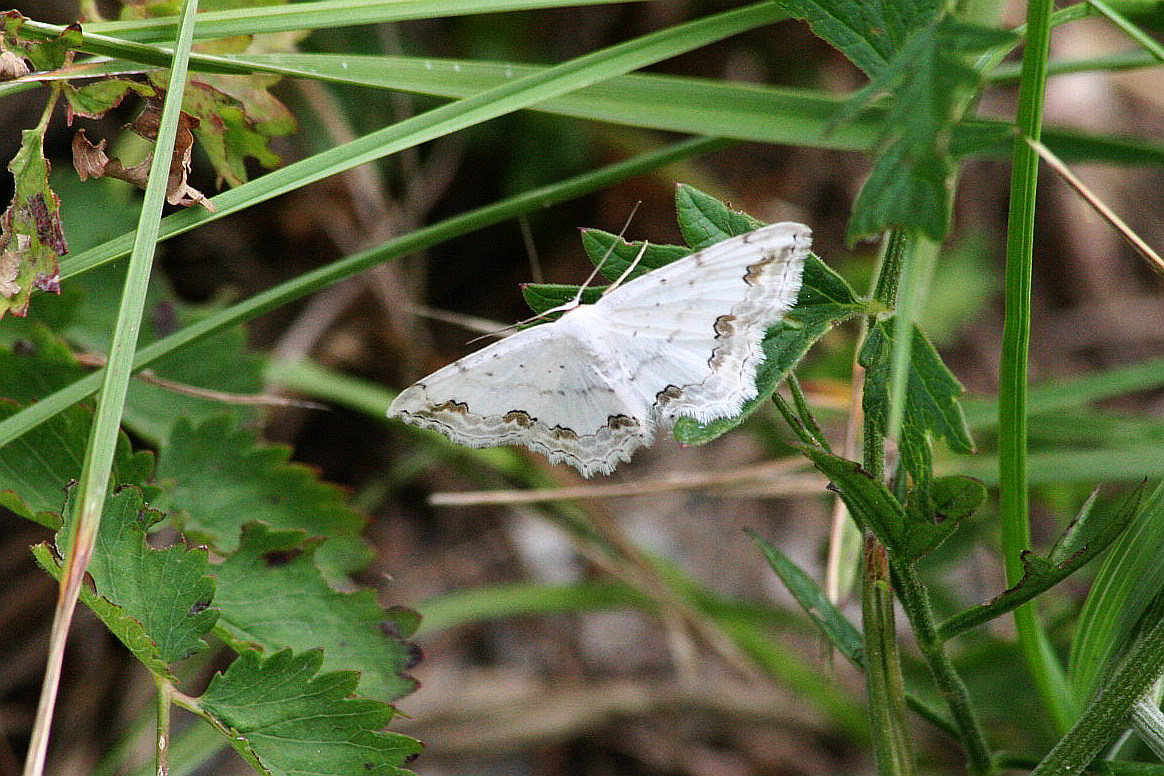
213 522 420 703
62 79 156 121
33 485 217 674
842 17 1015 241
155 415 373 583
768 0 941 76
0 330 153 528
198 649 423 776
1 12 81 72
0 130 66 318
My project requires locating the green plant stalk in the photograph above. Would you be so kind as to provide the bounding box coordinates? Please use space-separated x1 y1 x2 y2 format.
863 537 916 776
0 137 726 448
20 4 200 775
886 235 938 447
155 677 172 776
999 0 1075 732
854 229 990 763
862 229 908 480
894 559 992 775
1031 608 1164 776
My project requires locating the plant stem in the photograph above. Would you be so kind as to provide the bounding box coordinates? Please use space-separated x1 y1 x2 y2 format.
1032 607 1164 775
894 560 992 775
998 0 1075 732
863 536 915 776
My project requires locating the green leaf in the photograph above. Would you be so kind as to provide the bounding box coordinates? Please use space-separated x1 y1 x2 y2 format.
769 0 941 76
166 73 294 186
579 229 691 283
674 253 870 445
0 130 66 318
929 474 986 523
939 484 1145 640
198 649 422 776
155 415 372 582
0 330 152 527
801 445 961 562
675 183 764 248
845 18 1016 241
749 530 865 666
52 262 265 443
519 283 603 317
62 78 156 121
859 318 972 521
34 485 217 672
212 523 419 703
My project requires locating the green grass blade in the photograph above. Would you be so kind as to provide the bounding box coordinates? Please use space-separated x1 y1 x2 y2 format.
997 0 1075 732
20 3 201 775
1068 481 1164 704
0 137 723 448
962 357 1164 429
55 2 782 282
82 0 714 41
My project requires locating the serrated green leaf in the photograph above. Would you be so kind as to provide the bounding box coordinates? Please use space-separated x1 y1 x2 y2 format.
859 318 972 521
770 0 941 76
198 649 422 776
62 78 156 121
519 283 603 316
939 484 1145 640
155 415 372 582
32 542 173 678
34 485 217 672
213 523 418 703
0 329 153 526
674 254 870 445
579 229 691 283
674 183 764 249
1 129 66 318
845 18 1016 241
749 530 865 666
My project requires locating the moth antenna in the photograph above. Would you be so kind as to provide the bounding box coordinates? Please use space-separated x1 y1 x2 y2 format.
469 202 649 346
569 200 643 306
602 240 649 295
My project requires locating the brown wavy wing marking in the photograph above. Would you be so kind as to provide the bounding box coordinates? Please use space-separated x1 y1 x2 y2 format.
398 398 651 478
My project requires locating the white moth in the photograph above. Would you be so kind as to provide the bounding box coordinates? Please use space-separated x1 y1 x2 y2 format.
389 222 812 477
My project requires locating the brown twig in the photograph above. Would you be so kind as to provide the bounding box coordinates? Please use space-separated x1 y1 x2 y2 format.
428 458 825 506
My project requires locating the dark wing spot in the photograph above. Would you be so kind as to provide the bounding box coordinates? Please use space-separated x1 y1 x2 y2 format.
504 410 535 427
606 414 639 430
656 385 683 405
